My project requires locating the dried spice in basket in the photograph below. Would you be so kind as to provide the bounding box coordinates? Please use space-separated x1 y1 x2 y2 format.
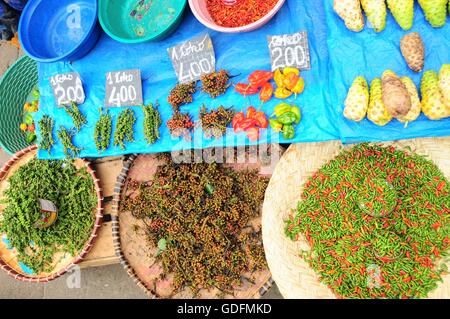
198 105 235 139
120 155 269 294
206 0 279 28
285 144 450 299
201 70 231 98
0 159 97 273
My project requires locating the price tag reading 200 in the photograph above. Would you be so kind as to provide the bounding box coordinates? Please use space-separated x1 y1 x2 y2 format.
268 31 311 72
168 34 216 84
105 69 143 107
49 72 85 107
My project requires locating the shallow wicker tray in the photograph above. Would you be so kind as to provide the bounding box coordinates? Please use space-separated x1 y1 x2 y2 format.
0 145 104 282
262 138 450 299
112 146 284 298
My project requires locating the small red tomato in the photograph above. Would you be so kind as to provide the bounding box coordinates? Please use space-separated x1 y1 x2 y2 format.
28 123 36 132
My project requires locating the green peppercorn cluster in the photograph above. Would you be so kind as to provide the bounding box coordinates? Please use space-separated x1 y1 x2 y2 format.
94 109 112 152
143 103 162 145
0 159 97 274
64 102 87 131
38 115 55 154
113 108 136 150
57 126 82 158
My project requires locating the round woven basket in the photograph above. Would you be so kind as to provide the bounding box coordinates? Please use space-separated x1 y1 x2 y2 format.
112 146 284 298
262 138 450 299
0 145 104 282
0 55 38 155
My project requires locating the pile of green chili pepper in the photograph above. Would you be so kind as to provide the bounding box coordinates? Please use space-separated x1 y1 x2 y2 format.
269 103 301 140
38 115 55 154
57 126 82 158
113 108 136 150
285 144 450 299
121 154 268 294
64 102 87 131
0 159 97 273
94 109 112 152
143 103 162 145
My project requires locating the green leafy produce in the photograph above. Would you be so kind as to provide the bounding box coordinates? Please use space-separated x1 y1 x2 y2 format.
285 144 450 299
94 109 112 152
143 103 162 145
121 155 268 293
57 126 82 158
64 102 87 131
0 159 97 273
113 109 136 150
38 115 55 154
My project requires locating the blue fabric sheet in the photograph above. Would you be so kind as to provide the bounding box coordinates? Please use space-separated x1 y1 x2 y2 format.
35 0 449 159
324 1 450 143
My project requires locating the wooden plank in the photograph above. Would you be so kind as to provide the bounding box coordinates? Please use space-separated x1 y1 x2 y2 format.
81 157 125 268
81 201 118 267
93 158 124 198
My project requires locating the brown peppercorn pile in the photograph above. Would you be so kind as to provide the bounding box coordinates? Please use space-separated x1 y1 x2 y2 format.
201 70 230 98
167 81 197 110
198 105 235 139
121 155 269 293
167 111 195 139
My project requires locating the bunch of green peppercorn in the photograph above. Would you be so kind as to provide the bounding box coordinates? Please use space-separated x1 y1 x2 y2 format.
269 103 301 140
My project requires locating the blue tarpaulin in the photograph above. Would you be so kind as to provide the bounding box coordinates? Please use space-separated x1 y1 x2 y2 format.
35 0 449 159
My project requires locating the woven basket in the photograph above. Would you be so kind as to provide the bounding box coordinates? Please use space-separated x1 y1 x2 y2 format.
0 56 38 155
0 145 104 282
112 146 284 298
262 138 450 299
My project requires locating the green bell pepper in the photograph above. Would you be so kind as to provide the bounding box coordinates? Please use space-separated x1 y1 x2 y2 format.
269 119 283 132
290 106 302 124
273 103 292 117
277 111 297 125
282 125 295 140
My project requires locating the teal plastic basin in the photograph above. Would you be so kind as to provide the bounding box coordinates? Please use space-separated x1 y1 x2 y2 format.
98 0 187 43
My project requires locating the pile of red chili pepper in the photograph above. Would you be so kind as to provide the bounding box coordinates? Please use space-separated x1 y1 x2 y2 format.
206 0 278 28
235 70 274 104
285 144 450 299
232 106 268 141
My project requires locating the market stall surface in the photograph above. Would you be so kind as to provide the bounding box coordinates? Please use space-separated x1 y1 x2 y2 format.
0 41 283 299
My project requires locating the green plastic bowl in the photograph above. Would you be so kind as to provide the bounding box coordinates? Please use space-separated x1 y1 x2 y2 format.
99 0 187 43
0 56 38 155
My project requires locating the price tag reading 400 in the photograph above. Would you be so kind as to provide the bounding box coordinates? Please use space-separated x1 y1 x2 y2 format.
168 34 216 84
105 69 143 107
49 72 85 107
268 31 311 71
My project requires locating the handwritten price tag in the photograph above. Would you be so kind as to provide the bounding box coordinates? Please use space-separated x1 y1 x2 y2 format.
49 72 85 107
168 34 216 84
268 31 311 71
105 69 143 107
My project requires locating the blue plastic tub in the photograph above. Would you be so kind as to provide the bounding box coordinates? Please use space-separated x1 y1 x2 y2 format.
18 0 101 63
